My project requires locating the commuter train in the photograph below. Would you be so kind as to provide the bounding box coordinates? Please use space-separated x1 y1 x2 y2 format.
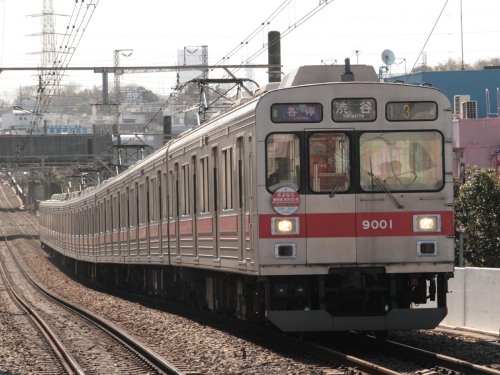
39 62 455 335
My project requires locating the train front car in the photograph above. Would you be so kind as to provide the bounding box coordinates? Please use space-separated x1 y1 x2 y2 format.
255 65 454 334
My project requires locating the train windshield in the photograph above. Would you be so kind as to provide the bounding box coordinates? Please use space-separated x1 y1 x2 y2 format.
266 133 301 192
308 132 350 193
359 131 444 192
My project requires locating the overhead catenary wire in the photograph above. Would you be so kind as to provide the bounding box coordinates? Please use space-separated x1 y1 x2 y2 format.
16 0 100 163
218 0 335 79
121 1 334 136
16 0 333 163
405 0 449 83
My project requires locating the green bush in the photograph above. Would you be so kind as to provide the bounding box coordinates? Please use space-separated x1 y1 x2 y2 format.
454 166 500 267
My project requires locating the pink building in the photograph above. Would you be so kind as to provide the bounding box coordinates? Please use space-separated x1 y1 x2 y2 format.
453 118 500 176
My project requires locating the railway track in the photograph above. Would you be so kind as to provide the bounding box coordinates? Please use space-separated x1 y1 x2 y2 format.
0 247 71 373
1 180 499 374
309 331 500 375
101 280 500 375
0 182 183 374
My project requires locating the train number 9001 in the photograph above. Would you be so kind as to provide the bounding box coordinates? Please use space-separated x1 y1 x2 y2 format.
362 219 393 230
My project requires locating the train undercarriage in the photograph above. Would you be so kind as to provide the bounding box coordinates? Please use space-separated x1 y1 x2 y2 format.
46 247 452 334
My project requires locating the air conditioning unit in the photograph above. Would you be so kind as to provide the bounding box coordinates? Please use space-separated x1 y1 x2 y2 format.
454 95 470 117
461 101 477 119
453 95 470 117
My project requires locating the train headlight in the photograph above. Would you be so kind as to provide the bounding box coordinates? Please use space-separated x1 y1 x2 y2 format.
271 217 299 235
413 214 441 232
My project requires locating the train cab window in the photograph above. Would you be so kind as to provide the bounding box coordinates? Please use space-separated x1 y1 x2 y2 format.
359 131 444 192
308 132 350 193
266 133 301 192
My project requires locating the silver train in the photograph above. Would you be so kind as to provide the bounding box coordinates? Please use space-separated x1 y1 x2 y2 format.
40 62 455 334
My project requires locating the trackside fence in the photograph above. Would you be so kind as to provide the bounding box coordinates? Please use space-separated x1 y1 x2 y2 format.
439 267 500 336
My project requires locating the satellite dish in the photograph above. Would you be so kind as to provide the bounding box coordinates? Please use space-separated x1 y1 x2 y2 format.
381 49 395 66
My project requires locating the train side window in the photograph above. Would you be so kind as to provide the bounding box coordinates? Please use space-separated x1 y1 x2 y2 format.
113 195 119 231
101 201 105 234
139 182 147 224
308 132 350 193
168 170 175 218
191 156 197 214
150 177 158 222
129 186 137 228
107 197 112 232
199 157 210 213
222 147 233 210
120 191 128 229
266 133 301 192
181 164 190 215
212 148 218 212
162 172 168 220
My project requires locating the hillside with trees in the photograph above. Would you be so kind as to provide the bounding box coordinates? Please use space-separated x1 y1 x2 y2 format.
414 57 500 72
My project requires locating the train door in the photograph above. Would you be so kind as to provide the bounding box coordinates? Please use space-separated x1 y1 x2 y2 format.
179 162 192 258
174 163 181 258
212 147 220 260
92 204 97 259
120 189 129 258
112 194 119 256
129 184 139 257
99 200 105 257
161 171 168 258
236 136 248 262
305 130 356 263
196 156 211 259
156 170 163 257
106 196 112 257
191 156 198 259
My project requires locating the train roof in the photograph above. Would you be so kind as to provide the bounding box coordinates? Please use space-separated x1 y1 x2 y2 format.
278 64 379 88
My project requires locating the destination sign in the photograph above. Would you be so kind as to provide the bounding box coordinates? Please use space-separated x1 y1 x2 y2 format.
332 98 376 122
386 101 437 121
271 103 323 123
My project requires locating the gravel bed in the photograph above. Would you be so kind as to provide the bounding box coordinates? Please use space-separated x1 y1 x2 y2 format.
15 239 329 374
0 244 67 374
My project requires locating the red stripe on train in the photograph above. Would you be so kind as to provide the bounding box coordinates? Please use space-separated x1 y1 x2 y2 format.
259 211 453 238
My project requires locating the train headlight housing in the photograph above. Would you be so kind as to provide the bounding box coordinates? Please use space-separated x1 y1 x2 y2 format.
274 243 297 258
413 214 441 232
417 241 438 256
271 217 299 235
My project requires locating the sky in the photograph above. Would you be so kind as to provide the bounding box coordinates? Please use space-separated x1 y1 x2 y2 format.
1 0 500 102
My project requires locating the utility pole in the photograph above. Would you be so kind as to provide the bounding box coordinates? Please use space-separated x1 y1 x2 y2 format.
31 0 59 100
113 49 133 104
113 49 132 138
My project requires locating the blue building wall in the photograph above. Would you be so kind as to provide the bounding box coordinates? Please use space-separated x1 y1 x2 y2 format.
389 69 500 118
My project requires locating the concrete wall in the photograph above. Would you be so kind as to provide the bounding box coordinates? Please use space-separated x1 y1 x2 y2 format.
440 267 500 336
452 118 500 173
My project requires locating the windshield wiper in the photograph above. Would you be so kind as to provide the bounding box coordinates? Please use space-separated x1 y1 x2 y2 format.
367 172 403 209
329 171 349 198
